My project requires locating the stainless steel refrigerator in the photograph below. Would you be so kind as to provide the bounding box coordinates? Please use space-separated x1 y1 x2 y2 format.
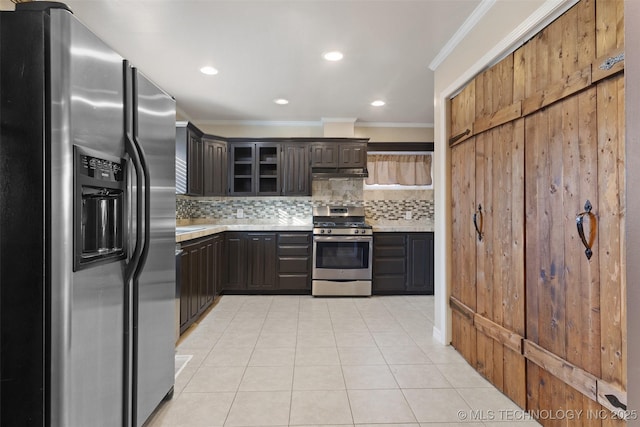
0 2 176 426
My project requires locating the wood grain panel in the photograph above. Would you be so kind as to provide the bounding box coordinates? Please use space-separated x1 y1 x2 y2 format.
521 66 591 116
524 340 598 402
451 139 477 310
450 82 475 138
473 102 521 135
564 88 602 383
596 76 625 399
596 0 624 57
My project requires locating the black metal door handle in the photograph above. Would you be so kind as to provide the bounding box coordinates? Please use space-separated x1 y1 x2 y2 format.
576 200 596 260
473 204 483 242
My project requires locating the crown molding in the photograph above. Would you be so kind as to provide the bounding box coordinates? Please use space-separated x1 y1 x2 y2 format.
429 0 497 71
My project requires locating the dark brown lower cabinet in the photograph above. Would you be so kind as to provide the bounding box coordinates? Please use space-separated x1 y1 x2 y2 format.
221 231 312 293
179 234 222 334
247 233 277 290
277 233 312 291
372 232 433 295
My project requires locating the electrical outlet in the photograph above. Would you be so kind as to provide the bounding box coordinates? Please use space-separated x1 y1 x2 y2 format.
236 208 244 219
404 210 412 220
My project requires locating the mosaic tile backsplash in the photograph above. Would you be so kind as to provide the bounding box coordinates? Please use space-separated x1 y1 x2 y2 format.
177 197 433 223
177 177 433 224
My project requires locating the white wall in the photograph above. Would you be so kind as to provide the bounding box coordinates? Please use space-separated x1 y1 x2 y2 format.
198 121 433 142
431 0 576 344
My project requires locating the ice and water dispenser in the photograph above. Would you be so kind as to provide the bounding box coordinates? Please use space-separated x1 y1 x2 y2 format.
73 146 126 271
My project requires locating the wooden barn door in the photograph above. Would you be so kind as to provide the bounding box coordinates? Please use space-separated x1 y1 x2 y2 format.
449 1 626 424
450 82 477 367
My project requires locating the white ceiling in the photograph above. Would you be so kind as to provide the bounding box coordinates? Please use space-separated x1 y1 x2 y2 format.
5 0 484 126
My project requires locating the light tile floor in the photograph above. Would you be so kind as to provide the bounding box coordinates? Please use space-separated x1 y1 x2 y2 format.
146 295 541 427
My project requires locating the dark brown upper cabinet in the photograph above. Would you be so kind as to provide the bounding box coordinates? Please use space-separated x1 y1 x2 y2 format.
175 122 204 196
228 142 281 196
203 136 227 196
338 142 367 168
310 141 367 169
282 143 310 196
310 142 339 167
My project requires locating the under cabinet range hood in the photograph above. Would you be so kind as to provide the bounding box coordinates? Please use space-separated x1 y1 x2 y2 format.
311 167 368 179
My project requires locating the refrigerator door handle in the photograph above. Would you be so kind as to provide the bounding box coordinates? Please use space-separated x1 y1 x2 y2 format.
124 61 144 284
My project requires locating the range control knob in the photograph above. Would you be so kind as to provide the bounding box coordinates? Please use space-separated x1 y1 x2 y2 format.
354 229 359 234
320 229 325 234
327 229 332 234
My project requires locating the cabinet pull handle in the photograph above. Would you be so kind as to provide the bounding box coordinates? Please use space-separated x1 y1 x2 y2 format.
473 204 483 242
576 200 596 260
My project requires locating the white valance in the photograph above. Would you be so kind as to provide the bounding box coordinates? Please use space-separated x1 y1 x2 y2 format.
366 153 432 186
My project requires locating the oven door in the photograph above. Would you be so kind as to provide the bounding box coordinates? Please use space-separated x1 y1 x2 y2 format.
313 235 372 281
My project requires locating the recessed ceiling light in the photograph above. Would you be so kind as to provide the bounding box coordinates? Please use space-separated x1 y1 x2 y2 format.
371 100 385 107
274 98 289 105
200 66 218 75
323 51 344 61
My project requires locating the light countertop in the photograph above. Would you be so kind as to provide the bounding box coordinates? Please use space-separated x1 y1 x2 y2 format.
176 220 433 242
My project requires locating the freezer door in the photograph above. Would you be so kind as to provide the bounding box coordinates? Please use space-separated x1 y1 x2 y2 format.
131 68 176 427
48 9 126 427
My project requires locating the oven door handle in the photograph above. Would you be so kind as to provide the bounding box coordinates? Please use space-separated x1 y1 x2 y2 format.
313 235 373 242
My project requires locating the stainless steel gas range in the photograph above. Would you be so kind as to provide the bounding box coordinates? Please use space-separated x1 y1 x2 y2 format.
312 206 373 296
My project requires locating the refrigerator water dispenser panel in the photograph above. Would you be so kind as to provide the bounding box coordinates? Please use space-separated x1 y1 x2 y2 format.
74 145 127 271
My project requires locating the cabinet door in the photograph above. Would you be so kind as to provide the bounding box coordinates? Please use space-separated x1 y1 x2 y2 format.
247 233 277 290
186 129 203 195
229 143 255 195
186 244 201 319
338 143 367 168
179 249 191 330
282 143 310 196
212 234 224 296
224 233 247 290
202 238 215 306
406 233 434 294
310 143 338 167
203 139 227 196
256 143 281 195
372 233 406 294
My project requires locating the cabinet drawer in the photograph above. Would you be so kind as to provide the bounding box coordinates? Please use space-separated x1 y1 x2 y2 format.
278 274 310 290
278 245 310 256
279 257 310 273
374 234 405 246
278 233 311 245
373 258 405 275
374 245 405 257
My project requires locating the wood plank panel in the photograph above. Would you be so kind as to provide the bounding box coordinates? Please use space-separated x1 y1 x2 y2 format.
450 139 476 306
525 108 552 347
473 101 521 135
596 76 625 409
521 66 591 116
596 0 624 57
524 340 598 402
474 130 491 319
509 118 526 337
450 82 475 138
473 314 522 354
503 346 526 408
